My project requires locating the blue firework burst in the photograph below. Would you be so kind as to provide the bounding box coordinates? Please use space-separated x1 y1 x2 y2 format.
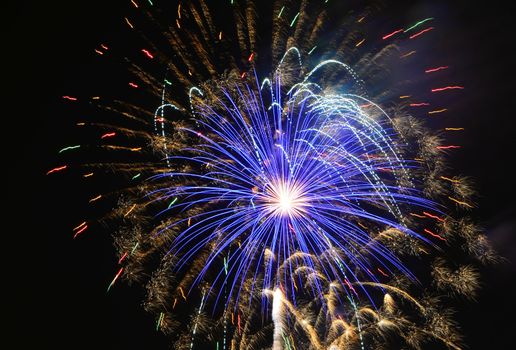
152 54 435 308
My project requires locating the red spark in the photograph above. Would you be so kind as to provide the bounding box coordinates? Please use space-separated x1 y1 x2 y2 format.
62 96 77 101
410 102 430 107
423 211 445 222
101 44 109 50
248 53 255 62
46 165 67 175
382 29 403 40
73 225 88 239
118 252 128 264
424 228 446 241
344 279 358 295
128 82 139 88
409 26 434 39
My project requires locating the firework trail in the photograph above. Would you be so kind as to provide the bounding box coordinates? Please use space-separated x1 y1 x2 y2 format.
51 0 497 349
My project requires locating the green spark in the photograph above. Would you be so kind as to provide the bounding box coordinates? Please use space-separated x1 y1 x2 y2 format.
164 79 172 85
168 197 178 208
156 312 164 331
132 173 141 180
308 46 317 55
404 17 434 32
290 12 300 27
59 145 80 153
130 242 139 255
147 0 153 5
278 6 285 18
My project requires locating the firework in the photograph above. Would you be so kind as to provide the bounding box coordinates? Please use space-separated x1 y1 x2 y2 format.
51 1 497 349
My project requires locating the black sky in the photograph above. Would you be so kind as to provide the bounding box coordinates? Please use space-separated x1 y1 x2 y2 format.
5 0 516 348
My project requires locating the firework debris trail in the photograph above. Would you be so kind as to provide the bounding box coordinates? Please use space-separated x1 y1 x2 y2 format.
50 1 498 349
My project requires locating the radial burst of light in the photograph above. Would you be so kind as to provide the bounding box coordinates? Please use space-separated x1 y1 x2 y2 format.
52 1 496 348
153 57 434 306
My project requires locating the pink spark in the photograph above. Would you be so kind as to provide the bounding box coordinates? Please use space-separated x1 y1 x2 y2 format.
142 49 154 59
431 86 464 92
101 132 116 139
425 66 449 73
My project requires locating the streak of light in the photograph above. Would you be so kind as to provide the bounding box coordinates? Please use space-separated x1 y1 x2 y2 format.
46 165 67 175
377 268 388 277
423 211 444 222
400 50 416 58
448 197 473 208
73 225 88 239
156 312 164 331
142 49 154 59
290 12 300 27
436 145 461 149
278 6 285 18
124 17 134 29
106 267 124 292
404 18 433 32
89 195 102 203
431 86 464 92
62 96 77 101
83 172 94 178
73 222 87 231
59 145 80 153
382 29 403 40
441 176 459 183
409 27 434 39
428 108 447 114
445 127 464 131
424 228 446 241
124 204 137 217
118 252 128 264
425 66 448 73
355 38 365 47
101 132 116 139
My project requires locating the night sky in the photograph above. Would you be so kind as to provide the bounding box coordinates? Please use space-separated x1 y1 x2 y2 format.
5 0 516 348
